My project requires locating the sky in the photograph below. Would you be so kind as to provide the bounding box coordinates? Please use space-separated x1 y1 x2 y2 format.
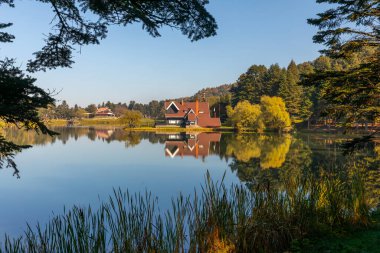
0 0 328 106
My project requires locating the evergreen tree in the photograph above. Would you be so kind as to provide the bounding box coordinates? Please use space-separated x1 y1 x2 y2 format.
278 61 312 123
278 61 304 123
307 0 380 127
286 60 300 84
265 64 284 96
231 65 268 105
0 59 56 170
85 104 97 114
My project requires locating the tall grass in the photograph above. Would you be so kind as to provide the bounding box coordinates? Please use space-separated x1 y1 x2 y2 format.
0 168 373 253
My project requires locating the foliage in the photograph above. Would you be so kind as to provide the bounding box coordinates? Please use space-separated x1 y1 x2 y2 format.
193 84 232 100
260 96 291 131
226 100 264 132
278 61 311 123
85 104 97 114
230 62 313 124
231 65 270 105
119 110 143 128
1 0 217 72
306 0 380 126
0 59 56 170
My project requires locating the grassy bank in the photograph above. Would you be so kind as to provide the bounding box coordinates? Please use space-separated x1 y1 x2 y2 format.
294 212 380 252
124 126 235 133
1 167 377 253
45 118 155 127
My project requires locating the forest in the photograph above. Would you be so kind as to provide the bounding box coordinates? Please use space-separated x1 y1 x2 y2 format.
43 47 377 132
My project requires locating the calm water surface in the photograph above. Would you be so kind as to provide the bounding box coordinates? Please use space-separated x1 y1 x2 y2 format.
1 127 379 237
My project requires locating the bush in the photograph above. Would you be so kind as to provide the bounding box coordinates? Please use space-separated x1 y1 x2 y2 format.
119 110 143 128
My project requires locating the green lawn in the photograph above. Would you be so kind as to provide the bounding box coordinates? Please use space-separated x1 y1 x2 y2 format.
295 214 380 253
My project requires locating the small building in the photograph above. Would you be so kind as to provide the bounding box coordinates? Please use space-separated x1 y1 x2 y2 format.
95 107 115 117
163 100 221 128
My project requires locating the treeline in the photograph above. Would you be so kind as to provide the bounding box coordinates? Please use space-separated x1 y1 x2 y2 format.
38 100 166 119
200 48 376 128
39 85 233 120
43 48 374 124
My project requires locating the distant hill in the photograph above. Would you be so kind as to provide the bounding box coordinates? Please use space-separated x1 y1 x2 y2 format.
192 84 232 99
168 84 233 102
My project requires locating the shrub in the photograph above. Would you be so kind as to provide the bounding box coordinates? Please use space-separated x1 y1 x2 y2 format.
119 110 143 128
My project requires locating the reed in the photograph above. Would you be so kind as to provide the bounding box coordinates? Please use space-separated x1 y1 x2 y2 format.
0 167 374 253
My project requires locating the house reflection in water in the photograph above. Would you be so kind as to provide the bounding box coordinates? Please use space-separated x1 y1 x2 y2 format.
95 129 114 140
164 132 221 159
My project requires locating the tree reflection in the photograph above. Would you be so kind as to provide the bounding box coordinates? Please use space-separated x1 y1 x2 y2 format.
226 134 291 169
2 125 379 211
228 133 380 214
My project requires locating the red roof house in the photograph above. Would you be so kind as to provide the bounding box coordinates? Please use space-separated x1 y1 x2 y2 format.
95 107 115 117
163 100 221 128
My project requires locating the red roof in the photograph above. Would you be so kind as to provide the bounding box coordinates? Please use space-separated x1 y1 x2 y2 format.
96 107 113 114
187 112 197 121
164 101 221 127
198 117 221 128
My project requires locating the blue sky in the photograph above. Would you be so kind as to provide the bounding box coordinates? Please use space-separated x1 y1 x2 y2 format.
1 0 327 106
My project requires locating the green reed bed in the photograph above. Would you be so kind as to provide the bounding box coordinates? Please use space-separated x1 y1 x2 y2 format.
0 169 374 253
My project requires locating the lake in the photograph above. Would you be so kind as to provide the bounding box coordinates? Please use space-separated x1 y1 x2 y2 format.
1 127 379 237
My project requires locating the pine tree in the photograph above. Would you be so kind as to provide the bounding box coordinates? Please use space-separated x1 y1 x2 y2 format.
278 61 304 123
307 0 380 127
231 65 268 105
265 64 284 96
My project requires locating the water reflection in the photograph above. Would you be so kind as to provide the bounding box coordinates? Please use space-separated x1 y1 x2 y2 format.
164 132 221 159
2 127 380 209
1 126 380 244
3 127 379 168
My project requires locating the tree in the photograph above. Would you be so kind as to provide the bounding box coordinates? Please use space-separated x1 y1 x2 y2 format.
265 64 284 96
0 59 56 170
278 61 305 123
55 100 74 119
0 0 218 169
306 0 380 129
226 100 264 132
260 96 291 132
128 101 136 110
38 104 57 120
85 104 97 114
278 60 313 123
74 108 87 119
148 100 161 118
231 65 269 105
113 105 128 118
119 110 143 128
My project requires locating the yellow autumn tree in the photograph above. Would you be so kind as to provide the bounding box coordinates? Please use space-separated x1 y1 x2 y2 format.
260 96 291 132
226 100 264 132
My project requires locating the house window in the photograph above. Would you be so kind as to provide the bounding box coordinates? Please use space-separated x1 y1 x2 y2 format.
168 120 182 124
